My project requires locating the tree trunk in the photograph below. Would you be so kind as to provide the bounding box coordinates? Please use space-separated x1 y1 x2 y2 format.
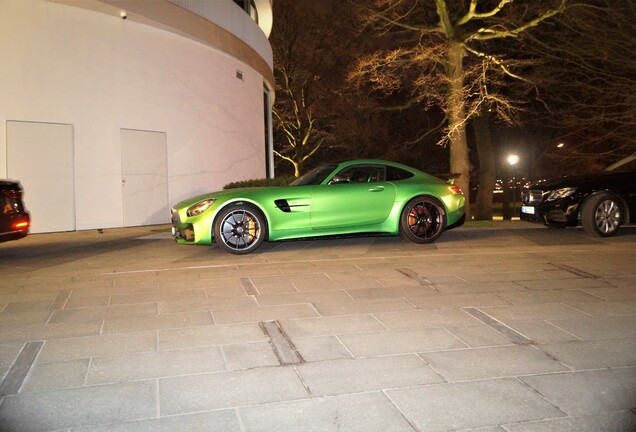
446 44 471 220
473 111 496 220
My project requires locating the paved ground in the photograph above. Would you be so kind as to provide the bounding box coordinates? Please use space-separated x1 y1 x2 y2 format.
0 221 635 432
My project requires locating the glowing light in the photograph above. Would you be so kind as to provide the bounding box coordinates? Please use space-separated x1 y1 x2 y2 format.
507 154 520 166
557 143 565 148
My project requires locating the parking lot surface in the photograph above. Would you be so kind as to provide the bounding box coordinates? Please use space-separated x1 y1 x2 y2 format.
0 222 635 431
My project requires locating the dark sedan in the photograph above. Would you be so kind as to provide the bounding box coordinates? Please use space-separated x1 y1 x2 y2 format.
0 180 30 242
520 154 636 236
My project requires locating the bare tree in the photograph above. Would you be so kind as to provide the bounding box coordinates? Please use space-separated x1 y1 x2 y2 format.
349 0 566 219
521 0 636 171
270 0 354 177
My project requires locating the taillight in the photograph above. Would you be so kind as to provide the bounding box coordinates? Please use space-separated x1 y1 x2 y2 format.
447 185 462 194
13 220 29 229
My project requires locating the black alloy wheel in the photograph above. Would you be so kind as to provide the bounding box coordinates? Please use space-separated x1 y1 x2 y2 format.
399 196 446 243
213 204 267 254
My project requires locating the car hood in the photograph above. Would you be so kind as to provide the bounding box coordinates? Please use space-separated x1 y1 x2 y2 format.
174 186 286 208
528 171 621 191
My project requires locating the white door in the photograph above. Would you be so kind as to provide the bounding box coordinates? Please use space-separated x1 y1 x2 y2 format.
121 129 169 227
7 121 75 233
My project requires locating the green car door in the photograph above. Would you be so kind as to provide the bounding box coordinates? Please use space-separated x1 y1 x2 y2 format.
310 164 397 229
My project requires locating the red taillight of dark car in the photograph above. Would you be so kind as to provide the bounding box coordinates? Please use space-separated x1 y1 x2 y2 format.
13 220 29 230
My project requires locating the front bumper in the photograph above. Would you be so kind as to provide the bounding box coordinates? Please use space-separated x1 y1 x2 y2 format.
171 209 195 243
520 199 580 227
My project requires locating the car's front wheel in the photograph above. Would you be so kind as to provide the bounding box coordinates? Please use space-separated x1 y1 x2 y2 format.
213 204 267 254
399 196 446 243
581 193 623 237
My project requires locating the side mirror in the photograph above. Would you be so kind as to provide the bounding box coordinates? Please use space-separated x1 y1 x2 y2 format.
328 175 350 185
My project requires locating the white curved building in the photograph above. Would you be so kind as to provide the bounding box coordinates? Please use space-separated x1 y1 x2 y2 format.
0 0 274 233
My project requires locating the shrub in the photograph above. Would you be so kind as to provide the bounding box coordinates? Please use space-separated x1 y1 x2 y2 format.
223 176 295 190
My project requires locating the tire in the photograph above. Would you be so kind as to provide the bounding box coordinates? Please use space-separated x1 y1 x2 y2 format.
399 196 446 243
581 193 623 237
213 203 267 254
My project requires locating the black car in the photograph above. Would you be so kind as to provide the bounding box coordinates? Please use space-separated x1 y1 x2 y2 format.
0 180 30 242
520 154 636 237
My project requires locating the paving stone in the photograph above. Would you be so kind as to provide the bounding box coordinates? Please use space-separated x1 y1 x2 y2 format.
312 298 416 316
159 367 309 415
497 290 603 305
506 320 580 344
102 311 214 333
212 304 318 324
539 338 636 370
339 328 466 357
345 286 436 300
239 392 416 432
291 336 352 362
433 281 526 294
567 301 636 316
0 343 24 369
374 308 481 329
73 410 242 432
296 354 443 396
21 359 90 392
158 296 258 313
503 411 636 431
65 294 110 308
0 310 51 326
221 342 279 370
387 378 566 431
516 278 611 291
0 321 103 344
38 331 157 362
158 323 268 350
521 368 636 416
407 293 511 309
255 290 352 307
479 303 587 323
421 345 569 381
444 324 514 347
280 315 386 338
0 380 157 431
86 346 226 384
49 303 158 323
2 300 51 313
549 315 636 339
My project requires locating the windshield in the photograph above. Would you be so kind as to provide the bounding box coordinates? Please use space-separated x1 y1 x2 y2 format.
290 164 338 186
608 157 636 173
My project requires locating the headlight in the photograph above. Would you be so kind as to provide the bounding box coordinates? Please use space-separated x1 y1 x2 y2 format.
546 187 577 201
186 199 216 217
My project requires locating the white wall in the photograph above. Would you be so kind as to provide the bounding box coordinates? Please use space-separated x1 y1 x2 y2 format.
0 0 267 231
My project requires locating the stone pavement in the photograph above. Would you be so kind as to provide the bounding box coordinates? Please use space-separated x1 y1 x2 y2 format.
0 221 634 431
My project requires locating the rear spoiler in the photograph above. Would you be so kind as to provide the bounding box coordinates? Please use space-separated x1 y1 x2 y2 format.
434 172 461 184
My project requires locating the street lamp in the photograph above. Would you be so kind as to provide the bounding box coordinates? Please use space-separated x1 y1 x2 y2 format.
507 154 520 218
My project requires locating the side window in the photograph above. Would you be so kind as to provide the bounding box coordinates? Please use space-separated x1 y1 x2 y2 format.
335 165 386 183
386 166 414 181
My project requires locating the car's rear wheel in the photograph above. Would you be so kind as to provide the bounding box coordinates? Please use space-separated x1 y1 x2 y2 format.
399 196 446 243
213 204 267 254
581 193 623 237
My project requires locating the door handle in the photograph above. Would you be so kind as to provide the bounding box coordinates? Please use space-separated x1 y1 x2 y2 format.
368 186 384 192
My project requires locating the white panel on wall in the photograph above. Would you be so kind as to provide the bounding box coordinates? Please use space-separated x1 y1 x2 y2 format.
121 129 169 227
6 120 75 233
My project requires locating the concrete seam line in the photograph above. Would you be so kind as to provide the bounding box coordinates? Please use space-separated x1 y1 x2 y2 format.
0 341 44 397
463 307 535 345
260 321 304 366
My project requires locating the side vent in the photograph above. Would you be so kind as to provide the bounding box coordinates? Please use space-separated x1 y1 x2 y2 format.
274 199 291 213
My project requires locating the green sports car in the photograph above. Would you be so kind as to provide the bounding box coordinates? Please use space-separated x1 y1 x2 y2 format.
171 160 465 254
